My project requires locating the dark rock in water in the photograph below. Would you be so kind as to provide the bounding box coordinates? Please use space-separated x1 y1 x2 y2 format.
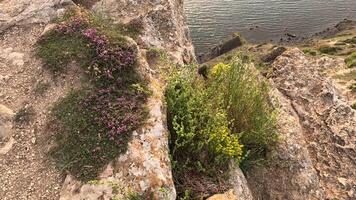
198 33 244 63
285 33 297 38
335 19 356 31
261 47 287 63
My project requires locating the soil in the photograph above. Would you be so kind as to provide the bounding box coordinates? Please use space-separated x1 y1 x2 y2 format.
0 25 82 200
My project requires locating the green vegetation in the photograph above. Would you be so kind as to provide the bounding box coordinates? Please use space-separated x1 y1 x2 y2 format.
345 52 356 68
34 81 51 96
37 7 149 181
166 57 277 198
318 45 342 55
50 90 127 180
302 48 317 56
352 103 356 110
37 32 95 74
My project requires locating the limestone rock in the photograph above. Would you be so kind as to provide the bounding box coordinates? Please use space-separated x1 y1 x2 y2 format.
229 166 253 200
207 190 236 200
247 49 356 200
0 0 74 33
92 0 195 64
0 104 14 155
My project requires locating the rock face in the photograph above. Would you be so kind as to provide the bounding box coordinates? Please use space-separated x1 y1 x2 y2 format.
60 0 196 199
0 0 73 33
92 0 195 64
247 49 356 200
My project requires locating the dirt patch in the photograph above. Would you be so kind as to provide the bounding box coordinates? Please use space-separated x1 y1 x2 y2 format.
72 0 100 8
0 24 83 200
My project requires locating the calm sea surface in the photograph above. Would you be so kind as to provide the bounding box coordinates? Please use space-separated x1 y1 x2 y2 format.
184 0 356 53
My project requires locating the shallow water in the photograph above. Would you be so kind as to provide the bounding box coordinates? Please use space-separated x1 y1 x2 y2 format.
184 0 356 53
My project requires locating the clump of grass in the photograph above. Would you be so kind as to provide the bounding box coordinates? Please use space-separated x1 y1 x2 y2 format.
166 58 277 198
36 32 95 75
302 48 317 56
37 7 149 181
345 52 356 68
14 105 36 125
318 45 342 55
34 81 51 96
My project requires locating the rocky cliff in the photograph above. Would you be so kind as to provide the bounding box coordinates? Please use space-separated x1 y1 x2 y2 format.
247 49 355 200
0 0 355 200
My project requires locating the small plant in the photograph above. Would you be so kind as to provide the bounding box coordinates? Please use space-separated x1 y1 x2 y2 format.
345 52 356 68
34 81 50 95
14 105 36 125
302 48 317 56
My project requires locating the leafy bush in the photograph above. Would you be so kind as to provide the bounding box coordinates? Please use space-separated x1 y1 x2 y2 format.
166 58 277 198
37 7 149 181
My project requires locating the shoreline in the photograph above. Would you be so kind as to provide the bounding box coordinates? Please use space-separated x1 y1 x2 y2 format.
198 19 356 63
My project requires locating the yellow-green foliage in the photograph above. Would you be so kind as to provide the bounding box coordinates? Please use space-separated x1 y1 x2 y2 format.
166 57 277 198
166 66 243 170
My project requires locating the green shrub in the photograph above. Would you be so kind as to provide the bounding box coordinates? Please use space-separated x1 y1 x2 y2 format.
345 52 356 68
166 58 277 198
209 62 277 160
166 66 242 170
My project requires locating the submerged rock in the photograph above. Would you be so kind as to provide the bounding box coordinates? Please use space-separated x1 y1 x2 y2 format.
198 33 244 63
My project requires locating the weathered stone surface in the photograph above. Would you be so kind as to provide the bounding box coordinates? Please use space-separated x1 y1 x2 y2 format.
92 0 195 65
207 189 236 200
0 0 74 33
0 104 14 155
247 49 356 200
229 166 254 200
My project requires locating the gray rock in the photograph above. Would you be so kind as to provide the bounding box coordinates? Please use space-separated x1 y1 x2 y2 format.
0 104 14 155
247 49 356 200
